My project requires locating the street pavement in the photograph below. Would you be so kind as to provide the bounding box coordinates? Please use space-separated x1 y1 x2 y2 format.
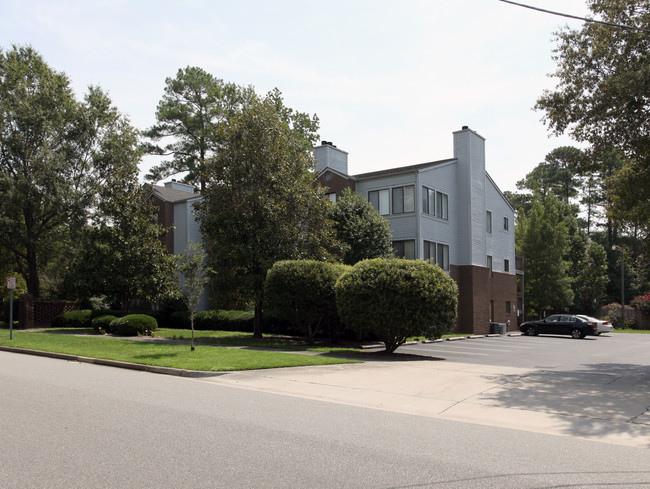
3 332 650 449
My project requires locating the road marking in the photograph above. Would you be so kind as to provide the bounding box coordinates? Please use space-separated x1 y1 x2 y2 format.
401 346 490 356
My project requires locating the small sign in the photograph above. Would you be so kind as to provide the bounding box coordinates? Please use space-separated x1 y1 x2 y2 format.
7 277 16 289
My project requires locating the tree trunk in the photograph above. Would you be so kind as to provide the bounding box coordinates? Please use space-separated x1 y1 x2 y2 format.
26 243 40 298
253 299 263 338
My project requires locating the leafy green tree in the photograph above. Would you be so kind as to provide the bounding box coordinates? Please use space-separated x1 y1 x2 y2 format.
69 181 178 314
535 0 650 229
335 259 458 353
327 188 393 265
143 66 254 191
197 94 333 338
0 45 140 297
516 195 573 316
176 241 211 351
572 240 609 315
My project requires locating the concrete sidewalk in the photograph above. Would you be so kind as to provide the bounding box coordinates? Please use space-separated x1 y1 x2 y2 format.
199 359 650 449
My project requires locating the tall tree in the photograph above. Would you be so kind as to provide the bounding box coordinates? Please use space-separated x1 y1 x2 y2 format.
515 147 583 204
0 45 140 297
143 66 253 191
327 188 393 265
516 195 574 317
197 94 333 338
69 180 178 314
535 0 650 229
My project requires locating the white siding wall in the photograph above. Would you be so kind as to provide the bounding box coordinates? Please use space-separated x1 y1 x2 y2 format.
485 175 516 274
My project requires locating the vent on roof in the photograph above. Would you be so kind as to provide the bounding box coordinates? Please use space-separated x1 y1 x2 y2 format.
462 125 469 130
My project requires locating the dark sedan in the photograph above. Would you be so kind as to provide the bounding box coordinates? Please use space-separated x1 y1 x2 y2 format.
519 314 597 339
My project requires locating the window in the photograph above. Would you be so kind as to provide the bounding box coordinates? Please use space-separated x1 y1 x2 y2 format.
504 259 510 273
437 243 449 270
424 241 449 270
326 192 336 203
504 216 509 231
368 189 390 215
487 255 493 277
422 187 435 215
436 192 448 219
486 210 492 234
506 301 511 314
392 185 414 214
393 240 415 259
489 300 494 322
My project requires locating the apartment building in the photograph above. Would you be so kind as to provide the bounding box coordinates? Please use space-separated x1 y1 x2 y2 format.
315 127 518 334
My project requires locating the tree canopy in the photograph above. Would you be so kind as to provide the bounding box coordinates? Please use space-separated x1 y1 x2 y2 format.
327 188 393 265
197 93 333 337
0 45 142 297
535 0 650 230
143 66 254 191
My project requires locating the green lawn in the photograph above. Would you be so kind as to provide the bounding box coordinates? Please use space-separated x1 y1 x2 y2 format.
0 330 361 371
612 328 650 334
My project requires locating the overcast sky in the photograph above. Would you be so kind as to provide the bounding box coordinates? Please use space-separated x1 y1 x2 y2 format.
1 0 592 192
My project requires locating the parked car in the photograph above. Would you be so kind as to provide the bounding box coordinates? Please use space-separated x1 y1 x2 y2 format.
576 315 613 335
519 314 597 339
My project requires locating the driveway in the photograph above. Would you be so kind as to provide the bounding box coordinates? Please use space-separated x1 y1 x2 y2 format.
201 333 650 448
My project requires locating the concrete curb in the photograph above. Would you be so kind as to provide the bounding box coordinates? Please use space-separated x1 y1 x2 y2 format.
0 345 225 378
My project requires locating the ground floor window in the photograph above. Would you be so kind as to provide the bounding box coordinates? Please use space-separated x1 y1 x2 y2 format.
423 240 449 271
393 240 415 260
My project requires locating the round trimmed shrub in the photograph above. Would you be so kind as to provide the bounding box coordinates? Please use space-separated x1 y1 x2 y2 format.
264 260 351 343
110 314 158 336
92 315 117 334
335 258 458 352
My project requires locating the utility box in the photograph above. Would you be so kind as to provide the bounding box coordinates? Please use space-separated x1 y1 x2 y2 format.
490 322 506 335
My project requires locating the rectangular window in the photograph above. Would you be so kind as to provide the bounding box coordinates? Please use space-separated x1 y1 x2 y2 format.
487 255 493 277
506 301 512 314
504 216 509 231
423 240 436 262
437 243 450 270
422 187 435 215
393 240 415 260
504 259 510 273
486 210 492 234
436 192 448 220
369 189 390 215
326 193 336 203
393 185 414 214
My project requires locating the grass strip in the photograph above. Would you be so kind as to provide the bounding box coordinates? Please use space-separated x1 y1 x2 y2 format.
0 331 361 371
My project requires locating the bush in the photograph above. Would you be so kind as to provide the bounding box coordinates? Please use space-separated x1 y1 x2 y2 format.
92 315 118 334
91 309 123 319
52 310 93 328
110 314 158 336
131 309 168 328
169 310 254 332
264 260 350 343
631 293 650 316
335 258 458 352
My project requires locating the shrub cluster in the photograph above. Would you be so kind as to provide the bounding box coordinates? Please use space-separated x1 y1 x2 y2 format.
169 310 254 331
631 293 650 316
109 314 158 336
52 310 93 328
91 315 118 334
264 260 350 343
335 258 458 352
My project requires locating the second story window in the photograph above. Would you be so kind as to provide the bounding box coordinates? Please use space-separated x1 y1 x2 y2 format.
392 185 414 214
368 189 390 215
504 259 510 273
436 191 448 219
487 255 493 277
504 216 509 231
422 187 448 220
486 210 492 234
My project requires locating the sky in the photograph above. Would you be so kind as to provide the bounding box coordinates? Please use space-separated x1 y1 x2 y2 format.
0 0 593 193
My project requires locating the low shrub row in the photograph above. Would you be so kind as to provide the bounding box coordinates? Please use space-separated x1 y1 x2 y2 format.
170 310 255 332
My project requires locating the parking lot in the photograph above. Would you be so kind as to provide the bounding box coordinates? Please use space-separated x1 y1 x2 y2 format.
397 332 650 372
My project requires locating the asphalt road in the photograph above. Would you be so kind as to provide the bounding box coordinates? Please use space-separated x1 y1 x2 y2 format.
2 350 650 489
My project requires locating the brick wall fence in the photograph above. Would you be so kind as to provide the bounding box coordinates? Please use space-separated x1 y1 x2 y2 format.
18 294 80 328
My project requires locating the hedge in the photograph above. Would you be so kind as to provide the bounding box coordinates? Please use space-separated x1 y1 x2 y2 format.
52 310 93 328
335 258 458 352
92 315 118 334
169 310 254 332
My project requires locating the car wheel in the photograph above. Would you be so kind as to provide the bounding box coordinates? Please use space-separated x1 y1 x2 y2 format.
525 326 536 336
571 328 585 339
596 332 601 336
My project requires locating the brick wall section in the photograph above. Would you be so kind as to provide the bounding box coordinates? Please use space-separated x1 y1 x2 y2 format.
450 265 517 335
151 195 175 253
317 171 355 197
17 295 80 328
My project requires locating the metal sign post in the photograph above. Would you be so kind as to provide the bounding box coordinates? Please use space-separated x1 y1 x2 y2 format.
7 277 15 340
